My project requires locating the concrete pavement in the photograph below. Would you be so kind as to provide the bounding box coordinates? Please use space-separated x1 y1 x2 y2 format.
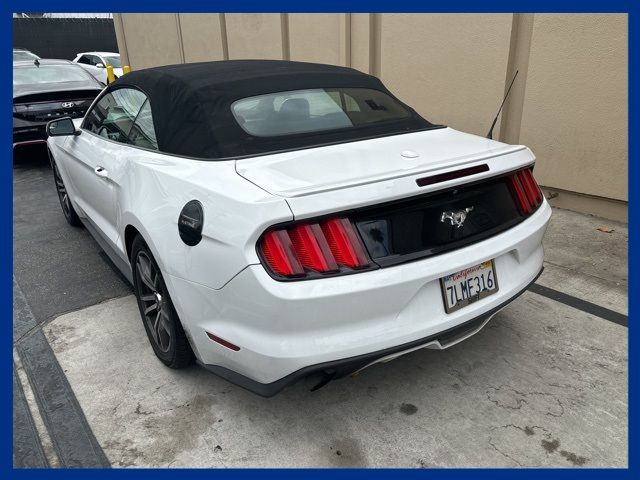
44 289 627 467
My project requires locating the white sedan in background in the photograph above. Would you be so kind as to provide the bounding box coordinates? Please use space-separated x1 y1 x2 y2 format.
72 51 123 84
45 60 551 396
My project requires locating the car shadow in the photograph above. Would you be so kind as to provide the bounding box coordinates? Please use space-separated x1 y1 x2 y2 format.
13 144 50 168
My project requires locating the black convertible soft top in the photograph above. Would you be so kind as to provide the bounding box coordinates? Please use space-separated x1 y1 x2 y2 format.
111 60 437 159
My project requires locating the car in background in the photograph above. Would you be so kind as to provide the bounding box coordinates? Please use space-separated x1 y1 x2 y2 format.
73 51 123 84
13 59 104 149
13 48 40 61
46 60 551 397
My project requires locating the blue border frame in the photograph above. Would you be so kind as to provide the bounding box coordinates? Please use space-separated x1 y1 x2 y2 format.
4 1 636 478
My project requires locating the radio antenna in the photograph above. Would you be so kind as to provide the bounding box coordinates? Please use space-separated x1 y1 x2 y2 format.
486 70 518 140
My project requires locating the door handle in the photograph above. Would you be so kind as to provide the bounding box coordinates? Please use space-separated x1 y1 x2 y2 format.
94 166 109 178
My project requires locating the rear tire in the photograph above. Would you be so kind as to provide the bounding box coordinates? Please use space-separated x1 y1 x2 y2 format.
52 160 82 227
131 235 195 368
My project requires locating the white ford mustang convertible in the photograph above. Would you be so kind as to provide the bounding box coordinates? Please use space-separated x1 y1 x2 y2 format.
46 60 551 396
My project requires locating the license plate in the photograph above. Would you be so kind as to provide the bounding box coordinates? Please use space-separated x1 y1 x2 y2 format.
440 260 499 313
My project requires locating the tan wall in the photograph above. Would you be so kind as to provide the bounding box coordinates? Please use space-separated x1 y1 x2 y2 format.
116 14 184 69
225 14 284 60
519 14 628 205
377 14 513 138
288 14 349 65
179 14 226 62
113 13 628 221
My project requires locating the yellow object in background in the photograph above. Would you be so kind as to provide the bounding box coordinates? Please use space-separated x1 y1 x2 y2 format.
123 65 131 75
106 65 115 84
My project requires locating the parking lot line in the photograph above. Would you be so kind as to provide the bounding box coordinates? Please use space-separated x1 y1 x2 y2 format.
535 261 627 316
529 283 627 327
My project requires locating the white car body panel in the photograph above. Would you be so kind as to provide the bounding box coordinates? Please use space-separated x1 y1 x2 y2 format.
166 201 549 384
48 120 550 393
236 127 526 198
50 132 293 290
72 52 123 84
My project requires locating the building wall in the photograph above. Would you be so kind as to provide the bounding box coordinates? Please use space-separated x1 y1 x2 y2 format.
519 14 628 212
179 14 226 63
113 13 628 222
225 14 284 60
376 14 513 139
289 14 349 65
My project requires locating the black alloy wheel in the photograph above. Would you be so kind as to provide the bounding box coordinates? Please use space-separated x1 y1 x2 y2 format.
52 161 82 227
136 250 172 353
131 235 194 368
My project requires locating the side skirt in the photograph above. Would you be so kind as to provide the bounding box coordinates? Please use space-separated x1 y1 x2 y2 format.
81 218 133 285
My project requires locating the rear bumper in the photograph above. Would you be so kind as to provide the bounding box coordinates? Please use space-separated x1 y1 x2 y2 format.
165 200 551 394
201 266 542 397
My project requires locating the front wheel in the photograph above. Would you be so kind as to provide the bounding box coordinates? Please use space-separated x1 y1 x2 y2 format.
131 235 195 368
52 161 82 227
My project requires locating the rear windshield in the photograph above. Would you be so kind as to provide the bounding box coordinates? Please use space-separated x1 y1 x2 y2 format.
232 88 410 137
13 65 93 86
13 50 39 61
103 56 121 68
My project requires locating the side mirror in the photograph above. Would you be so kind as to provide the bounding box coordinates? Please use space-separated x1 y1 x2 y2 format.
95 63 105 68
46 117 79 137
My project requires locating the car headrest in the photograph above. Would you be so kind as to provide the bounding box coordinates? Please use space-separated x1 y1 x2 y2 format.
279 98 310 119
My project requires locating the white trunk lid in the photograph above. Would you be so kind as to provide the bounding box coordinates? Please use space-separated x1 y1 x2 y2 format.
236 127 522 196
235 127 536 219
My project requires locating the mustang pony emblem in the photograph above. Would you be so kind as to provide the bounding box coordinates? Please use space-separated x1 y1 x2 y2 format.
440 207 474 228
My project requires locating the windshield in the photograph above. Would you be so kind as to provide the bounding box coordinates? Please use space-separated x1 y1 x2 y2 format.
13 65 93 86
103 56 121 68
13 50 39 61
232 88 410 137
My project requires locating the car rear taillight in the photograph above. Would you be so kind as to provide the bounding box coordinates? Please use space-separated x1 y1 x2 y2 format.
507 168 543 215
259 217 371 279
260 230 305 277
320 218 370 269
